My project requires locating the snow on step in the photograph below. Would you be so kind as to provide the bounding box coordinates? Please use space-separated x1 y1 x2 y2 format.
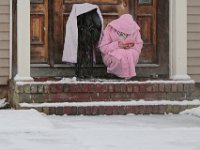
16 78 195 85
20 100 200 108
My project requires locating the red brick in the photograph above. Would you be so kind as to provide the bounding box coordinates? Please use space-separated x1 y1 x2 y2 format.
164 84 171 92
143 105 154 114
177 84 184 92
157 93 167 100
146 84 153 92
127 84 133 92
125 106 134 114
151 105 159 114
184 84 193 92
152 84 159 92
91 93 110 100
56 107 64 115
170 105 181 114
131 106 139 114
91 106 100 115
138 105 146 114
158 84 165 92
158 105 167 114
79 84 90 92
189 84 195 92
43 85 50 93
108 84 115 92
112 106 119 114
132 85 139 92
124 106 139 114
139 84 153 92
130 93 145 99
63 85 69 92
114 84 126 92
49 84 63 93
30 85 38 93
104 106 113 115
49 93 69 102
171 84 177 92
87 84 97 92
85 107 92 115
31 94 49 103
69 84 88 92
96 84 108 92
72 93 91 100
111 93 130 100
143 93 159 100
63 106 77 115
117 106 126 115
49 93 90 102
49 107 56 115
98 106 106 115
139 84 146 92
37 85 44 93
42 107 50 115
77 107 86 115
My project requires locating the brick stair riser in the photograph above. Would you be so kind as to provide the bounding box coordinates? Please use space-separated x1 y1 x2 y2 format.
20 105 199 115
13 83 195 103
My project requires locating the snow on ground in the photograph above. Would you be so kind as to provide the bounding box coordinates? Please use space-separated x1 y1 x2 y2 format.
1 109 200 150
181 106 200 118
0 99 7 108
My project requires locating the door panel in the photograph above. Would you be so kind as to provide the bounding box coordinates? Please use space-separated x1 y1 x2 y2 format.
134 0 157 64
30 0 48 63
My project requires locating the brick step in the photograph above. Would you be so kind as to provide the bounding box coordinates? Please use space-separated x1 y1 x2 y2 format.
18 100 200 115
11 80 196 105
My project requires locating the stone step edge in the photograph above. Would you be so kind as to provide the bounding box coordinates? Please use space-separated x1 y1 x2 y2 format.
19 100 200 108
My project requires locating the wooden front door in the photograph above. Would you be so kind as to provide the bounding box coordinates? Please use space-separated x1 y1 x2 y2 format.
30 0 169 78
30 0 48 63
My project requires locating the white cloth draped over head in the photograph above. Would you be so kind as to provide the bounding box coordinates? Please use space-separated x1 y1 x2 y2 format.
62 3 103 63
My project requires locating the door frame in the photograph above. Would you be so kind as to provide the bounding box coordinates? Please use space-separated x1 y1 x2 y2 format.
32 0 169 78
12 0 190 80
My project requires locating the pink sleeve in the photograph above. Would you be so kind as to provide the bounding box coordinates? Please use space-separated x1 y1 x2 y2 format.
132 31 143 54
98 26 118 55
131 31 143 64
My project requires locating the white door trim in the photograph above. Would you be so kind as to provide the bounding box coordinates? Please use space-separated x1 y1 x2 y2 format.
15 0 190 81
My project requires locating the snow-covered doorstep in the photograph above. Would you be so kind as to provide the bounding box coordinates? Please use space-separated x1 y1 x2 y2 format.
0 98 7 108
19 99 200 108
16 77 195 85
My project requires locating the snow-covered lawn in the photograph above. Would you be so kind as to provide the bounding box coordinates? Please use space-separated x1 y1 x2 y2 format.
0 108 200 150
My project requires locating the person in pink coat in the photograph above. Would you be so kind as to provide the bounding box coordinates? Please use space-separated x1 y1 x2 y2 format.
99 14 143 79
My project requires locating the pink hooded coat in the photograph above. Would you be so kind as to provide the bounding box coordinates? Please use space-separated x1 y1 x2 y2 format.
99 14 143 78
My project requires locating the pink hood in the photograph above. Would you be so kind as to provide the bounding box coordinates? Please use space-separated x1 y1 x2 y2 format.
109 14 140 34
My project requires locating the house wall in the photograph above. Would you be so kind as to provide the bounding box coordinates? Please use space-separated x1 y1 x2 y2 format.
188 0 200 82
0 0 10 85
